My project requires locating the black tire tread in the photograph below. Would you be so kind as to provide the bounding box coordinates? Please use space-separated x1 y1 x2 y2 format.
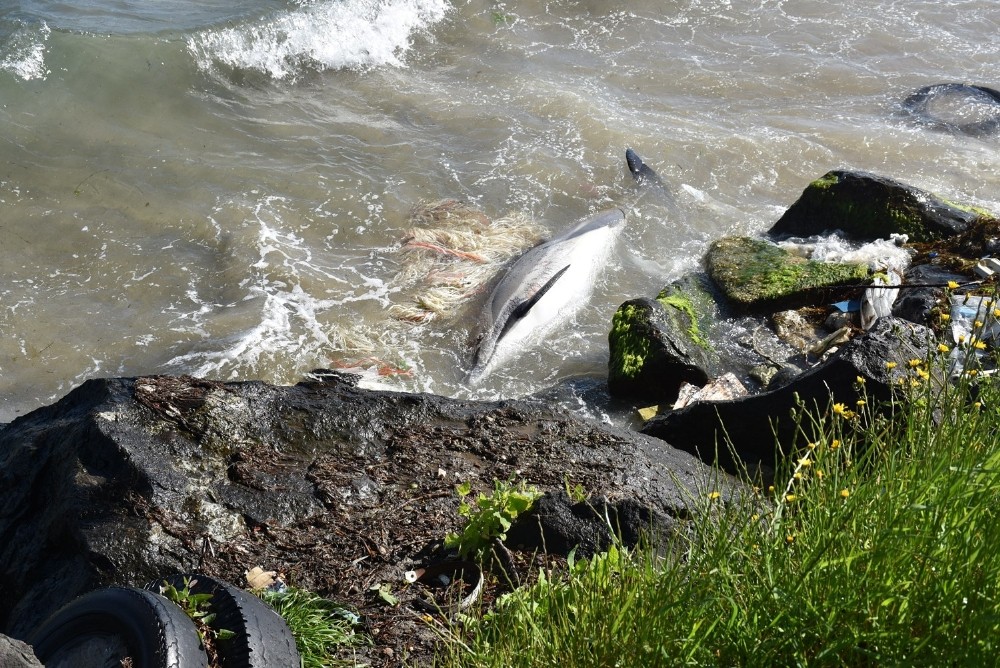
148 573 301 668
28 586 209 668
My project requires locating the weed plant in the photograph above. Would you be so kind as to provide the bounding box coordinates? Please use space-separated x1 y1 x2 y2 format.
259 586 366 668
437 321 1000 666
444 478 541 561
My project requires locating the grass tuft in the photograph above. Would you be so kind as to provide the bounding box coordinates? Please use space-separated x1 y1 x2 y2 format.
259 586 367 668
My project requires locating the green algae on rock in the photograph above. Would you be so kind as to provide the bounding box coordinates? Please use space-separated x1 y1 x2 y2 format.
608 293 716 402
706 236 869 311
769 170 995 242
655 286 711 350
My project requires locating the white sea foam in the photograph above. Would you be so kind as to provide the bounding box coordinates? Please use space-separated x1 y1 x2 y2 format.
188 0 451 79
0 22 50 81
163 193 400 381
778 233 914 275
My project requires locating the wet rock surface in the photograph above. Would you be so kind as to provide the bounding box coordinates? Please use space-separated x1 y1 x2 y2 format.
0 373 728 666
768 169 988 242
706 235 870 311
641 317 935 480
607 296 714 403
0 635 43 668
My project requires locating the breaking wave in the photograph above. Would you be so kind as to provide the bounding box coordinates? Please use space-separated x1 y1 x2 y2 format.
188 0 451 79
0 21 50 81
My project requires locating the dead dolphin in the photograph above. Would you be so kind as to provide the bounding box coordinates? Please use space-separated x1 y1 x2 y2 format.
467 208 626 385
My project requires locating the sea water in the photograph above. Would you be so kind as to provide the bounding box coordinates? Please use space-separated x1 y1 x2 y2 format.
1 0 998 420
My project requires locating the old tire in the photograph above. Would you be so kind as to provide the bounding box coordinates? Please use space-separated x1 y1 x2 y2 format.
147 574 301 668
28 587 209 668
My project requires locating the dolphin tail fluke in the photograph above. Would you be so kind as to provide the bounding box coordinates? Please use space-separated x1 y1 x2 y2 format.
626 147 646 179
625 147 663 186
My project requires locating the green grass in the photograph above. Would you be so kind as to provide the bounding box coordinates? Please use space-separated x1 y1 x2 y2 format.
436 344 1000 666
259 586 367 668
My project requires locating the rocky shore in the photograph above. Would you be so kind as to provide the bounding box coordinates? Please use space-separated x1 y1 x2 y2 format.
2 168 998 666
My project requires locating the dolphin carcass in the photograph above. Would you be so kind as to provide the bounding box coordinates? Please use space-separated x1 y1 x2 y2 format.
467 208 626 385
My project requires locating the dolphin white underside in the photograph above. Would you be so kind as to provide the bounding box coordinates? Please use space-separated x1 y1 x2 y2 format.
467 209 625 385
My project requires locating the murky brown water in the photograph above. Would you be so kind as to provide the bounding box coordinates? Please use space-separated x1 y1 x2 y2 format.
1 0 998 420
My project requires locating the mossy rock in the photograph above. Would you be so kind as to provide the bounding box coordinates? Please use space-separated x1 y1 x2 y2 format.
706 236 869 311
768 170 994 243
608 294 715 403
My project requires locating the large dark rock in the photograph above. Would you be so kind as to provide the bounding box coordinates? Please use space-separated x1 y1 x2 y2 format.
902 83 1000 137
641 317 935 479
892 264 970 325
0 373 732 663
506 488 686 560
607 289 716 403
769 170 992 243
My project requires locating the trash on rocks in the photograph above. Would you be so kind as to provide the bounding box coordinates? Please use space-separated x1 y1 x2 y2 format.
805 326 852 360
950 294 1000 344
245 565 286 593
673 373 748 410
405 560 483 614
861 270 902 330
973 257 1000 279
947 294 1000 377
636 405 659 421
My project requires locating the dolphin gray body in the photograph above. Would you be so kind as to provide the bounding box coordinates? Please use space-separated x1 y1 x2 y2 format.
467 208 626 385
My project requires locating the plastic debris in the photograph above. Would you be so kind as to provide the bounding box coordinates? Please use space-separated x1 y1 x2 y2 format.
860 271 901 330
673 373 748 410
831 298 862 313
974 257 1000 279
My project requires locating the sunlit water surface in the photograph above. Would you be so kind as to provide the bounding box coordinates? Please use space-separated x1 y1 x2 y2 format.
1 0 998 421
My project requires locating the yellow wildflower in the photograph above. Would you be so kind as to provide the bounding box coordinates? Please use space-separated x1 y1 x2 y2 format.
708 491 721 500
830 439 841 450
785 494 797 502
816 469 825 480
886 361 898 370
975 340 987 350
840 488 850 499
916 368 930 380
940 313 951 322
786 534 795 544
948 281 960 289
908 358 922 368
832 403 848 415
798 457 812 467
993 308 1000 318
856 376 866 384
975 320 984 329
938 343 950 353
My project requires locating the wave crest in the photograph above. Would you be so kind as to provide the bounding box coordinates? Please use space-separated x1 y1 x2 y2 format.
188 0 450 79
1 21 50 81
